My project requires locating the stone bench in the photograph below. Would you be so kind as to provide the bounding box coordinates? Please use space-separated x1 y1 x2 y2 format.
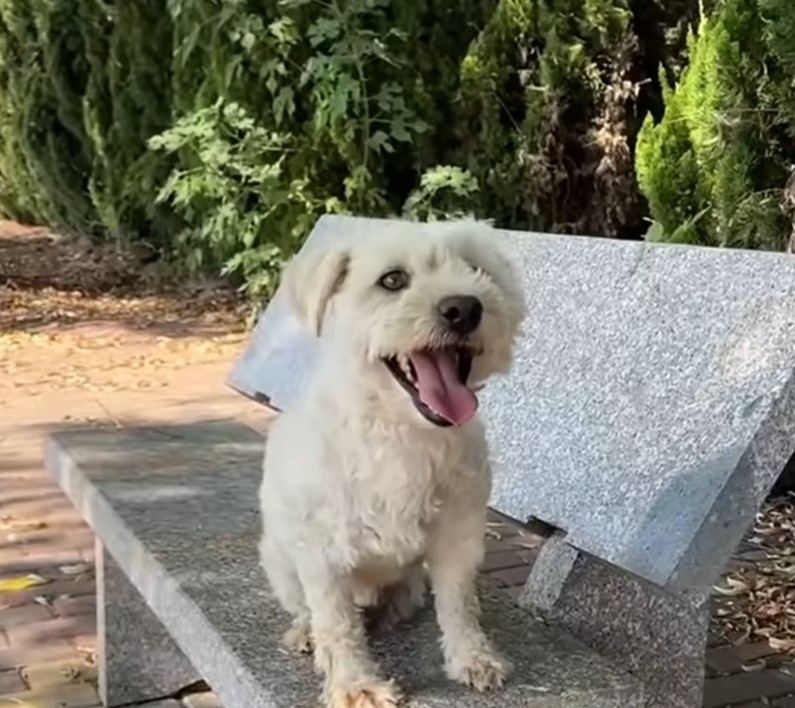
46 421 642 708
45 214 795 708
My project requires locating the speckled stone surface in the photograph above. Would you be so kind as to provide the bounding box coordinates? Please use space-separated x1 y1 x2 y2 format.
523 532 708 708
97 540 200 706
45 421 643 708
229 214 795 600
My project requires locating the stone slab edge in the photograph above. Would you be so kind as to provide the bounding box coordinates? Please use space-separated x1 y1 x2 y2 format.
44 433 281 708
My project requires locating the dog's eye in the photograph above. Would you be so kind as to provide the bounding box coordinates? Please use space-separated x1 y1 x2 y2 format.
378 269 410 292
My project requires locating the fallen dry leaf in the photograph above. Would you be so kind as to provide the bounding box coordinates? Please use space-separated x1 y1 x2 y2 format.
59 563 91 576
769 637 795 651
0 574 48 592
711 494 795 656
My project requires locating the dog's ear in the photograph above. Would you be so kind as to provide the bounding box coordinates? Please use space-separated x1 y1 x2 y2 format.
447 222 519 284
280 247 350 336
446 222 527 326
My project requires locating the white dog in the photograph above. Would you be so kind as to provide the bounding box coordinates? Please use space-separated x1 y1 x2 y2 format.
259 221 526 708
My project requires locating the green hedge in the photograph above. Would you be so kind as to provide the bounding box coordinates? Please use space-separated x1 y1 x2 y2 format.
7 0 793 299
636 0 795 249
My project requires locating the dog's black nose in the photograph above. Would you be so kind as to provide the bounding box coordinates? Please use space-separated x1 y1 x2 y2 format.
438 295 483 335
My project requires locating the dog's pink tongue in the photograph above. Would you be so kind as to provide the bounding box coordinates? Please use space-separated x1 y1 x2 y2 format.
409 351 478 425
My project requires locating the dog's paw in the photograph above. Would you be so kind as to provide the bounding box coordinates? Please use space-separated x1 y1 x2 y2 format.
326 679 402 708
447 649 510 691
283 618 314 654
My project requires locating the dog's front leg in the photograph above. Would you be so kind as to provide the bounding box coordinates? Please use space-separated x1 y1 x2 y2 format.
298 559 401 708
427 507 510 691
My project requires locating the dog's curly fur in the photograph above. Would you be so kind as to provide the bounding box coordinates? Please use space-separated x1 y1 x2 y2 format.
259 221 526 708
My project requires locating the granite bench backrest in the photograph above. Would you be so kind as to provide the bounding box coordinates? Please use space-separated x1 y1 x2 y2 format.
229 214 795 605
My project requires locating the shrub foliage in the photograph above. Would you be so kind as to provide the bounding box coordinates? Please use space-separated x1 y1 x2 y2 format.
636 0 795 249
2 0 794 296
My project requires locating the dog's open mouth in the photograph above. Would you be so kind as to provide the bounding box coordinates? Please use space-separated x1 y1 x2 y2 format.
383 348 477 427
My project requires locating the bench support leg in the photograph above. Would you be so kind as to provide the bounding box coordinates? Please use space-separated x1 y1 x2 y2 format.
97 540 201 706
521 532 707 708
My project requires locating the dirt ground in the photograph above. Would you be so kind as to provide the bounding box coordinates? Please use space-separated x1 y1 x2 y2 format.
0 221 257 431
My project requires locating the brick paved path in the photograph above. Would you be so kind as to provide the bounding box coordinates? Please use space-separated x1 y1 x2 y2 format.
1 321 794 707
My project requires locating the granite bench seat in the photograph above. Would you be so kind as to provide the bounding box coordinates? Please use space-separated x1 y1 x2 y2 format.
46 420 644 708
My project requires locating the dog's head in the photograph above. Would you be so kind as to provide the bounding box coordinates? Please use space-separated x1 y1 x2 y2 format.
281 221 526 428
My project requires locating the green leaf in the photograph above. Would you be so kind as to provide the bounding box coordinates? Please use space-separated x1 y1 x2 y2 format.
643 220 665 242
243 227 258 248
389 119 411 142
269 17 298 45
308 17 342 47
241 32 256 51
273 87 295 125
367 130 391 153
329 73 357 119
